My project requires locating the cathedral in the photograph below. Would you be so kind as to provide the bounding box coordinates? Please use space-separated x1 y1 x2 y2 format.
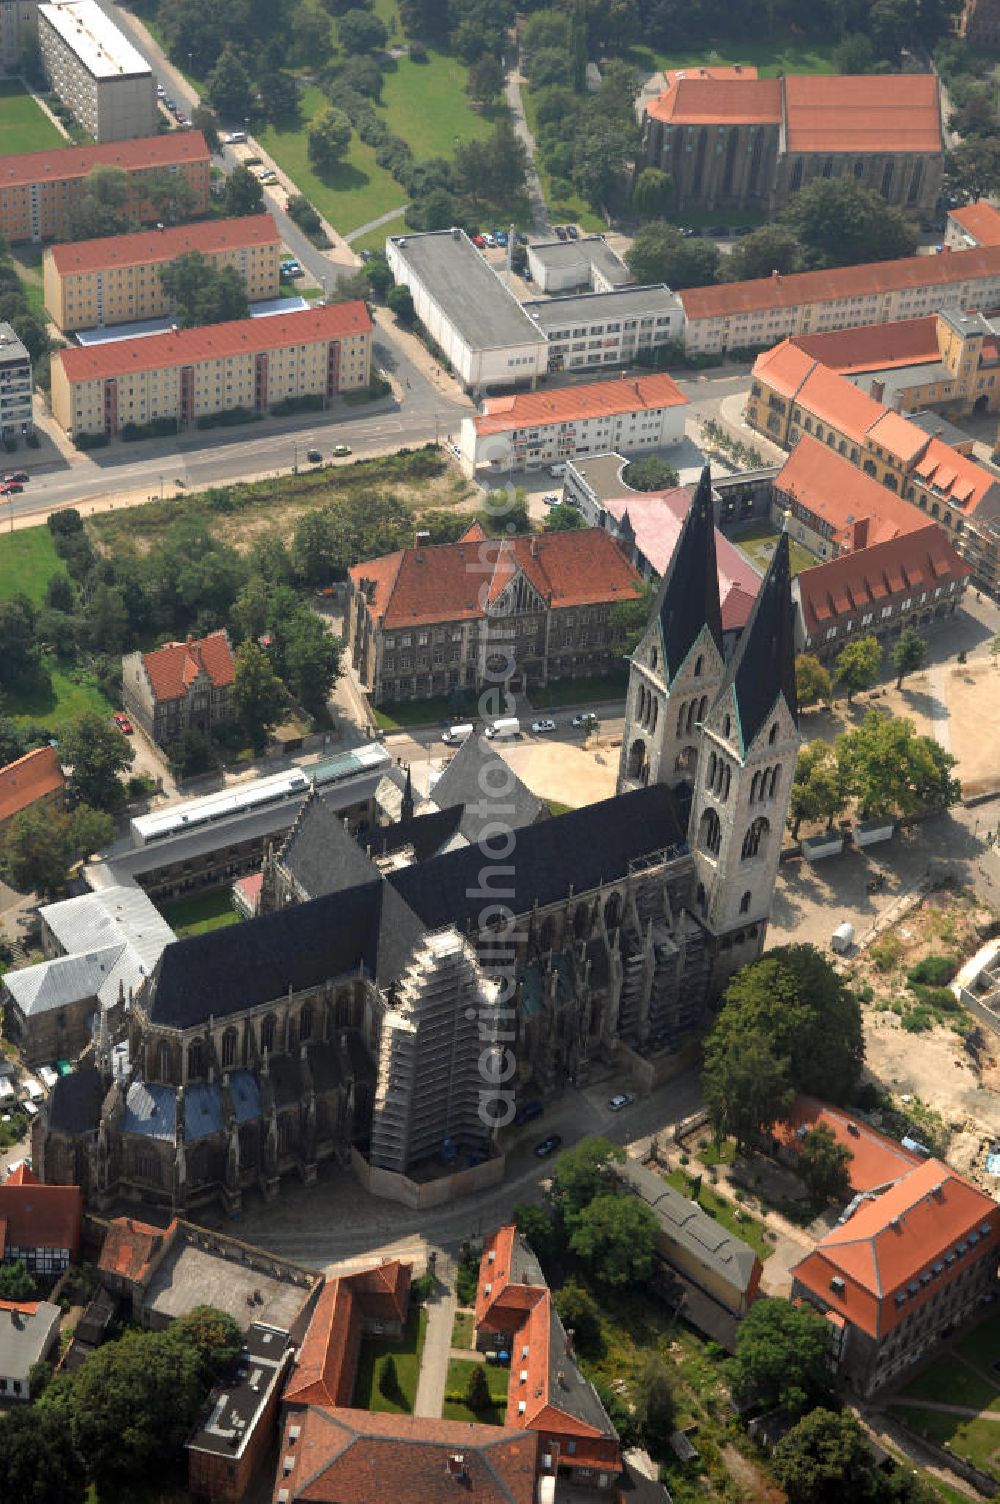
37 471 799 1216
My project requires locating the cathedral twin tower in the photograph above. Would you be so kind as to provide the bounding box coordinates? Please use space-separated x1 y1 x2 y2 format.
618 466 800 977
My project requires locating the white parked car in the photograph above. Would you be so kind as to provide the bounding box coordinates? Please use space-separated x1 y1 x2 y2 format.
608 1093 634 1112
531 718 556 733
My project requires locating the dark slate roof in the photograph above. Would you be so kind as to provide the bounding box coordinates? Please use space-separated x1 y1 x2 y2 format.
278 787 381 899
430 735 544 843
146 880 385 1027
654 465 723 682
361 803 466 864
389 784 687 933
717 528 797 753
46 1065 103 1135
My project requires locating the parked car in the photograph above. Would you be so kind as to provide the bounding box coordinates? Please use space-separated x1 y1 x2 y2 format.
534 1134 563 1157
10 471 28 483
472 234 486 247
608 1093 634 1112
513 1099 544 1126
164 97 176 111
516 232 529 245
1 480 22 493
175 113 189 127
522 266 532 280
571 712 596 729
223 130 246 145
156 85 165 98
531 718 556 733
495 230 507 247
554 225 567 241
483 232 496 248
306 448 322 463
566 224 579 240
332 443 351 456
113 712 134 734
542 492 559 506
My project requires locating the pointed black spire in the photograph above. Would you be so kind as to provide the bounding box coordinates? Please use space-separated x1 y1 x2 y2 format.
653 465 723 683
717 529 797 752
400 764 414 823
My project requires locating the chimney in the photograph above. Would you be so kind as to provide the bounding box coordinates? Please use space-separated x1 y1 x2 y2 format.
446 1454 466 1481
565 1327 575 1356
852 516 869 551
870 378 885 402
414 529 431 548
530 536 538 557
772 269 781 281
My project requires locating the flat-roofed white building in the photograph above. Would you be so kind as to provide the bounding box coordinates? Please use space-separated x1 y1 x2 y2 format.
385 227 549 396
523 284 684 372
38 0 155 142
526 234 631 294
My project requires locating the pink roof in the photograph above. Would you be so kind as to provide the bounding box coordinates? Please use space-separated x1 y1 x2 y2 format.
604 488 760 630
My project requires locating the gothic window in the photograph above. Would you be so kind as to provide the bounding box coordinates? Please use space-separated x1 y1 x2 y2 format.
790 159 803 192
674 745 698 778
722 714 731 738
769 766 780 798
574 904 590 940
626 737 649 783
650 645 658 672
650 699 658 734
278 1115 290 1154
698 695 708 723
853 158 865 180
740 890 752 914
187 1038 204 1081
741 816 770 861
907 159 923 204
158 1040 171 1082
768 722 778 745
676 703 686 736
750 770 761 803
221 1028 238 1069
944 512 952 529
539 914 557 952
335 992 350 1028
300 1003 313 1042
696 882 707 914
699 807 722 856
694 655 703 677
719 764 731 802
706 750 717 787
261 1014 276 1052
604 891 623 929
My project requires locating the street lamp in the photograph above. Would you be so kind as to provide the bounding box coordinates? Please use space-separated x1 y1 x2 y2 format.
293 443 298 475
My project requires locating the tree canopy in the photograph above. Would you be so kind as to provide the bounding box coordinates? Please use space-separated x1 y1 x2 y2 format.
836 712 960 820
891 624 927 689
779 178 917 269
727 1298 833 1414
795 653 833 710
549 1136 624 1220
626 221 720 288
159 252 250 328
308 106 353 171
771 1408 880 1504
624 455 680 491
797 1124 853 1204
60 713 135 812
835 634 882 703
567 1191 658 1288
788 740 846 838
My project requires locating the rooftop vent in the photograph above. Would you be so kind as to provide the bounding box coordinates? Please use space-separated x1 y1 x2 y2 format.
830 1276 846 1296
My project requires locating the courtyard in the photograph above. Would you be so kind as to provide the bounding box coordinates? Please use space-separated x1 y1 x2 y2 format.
890 1313 1000 1483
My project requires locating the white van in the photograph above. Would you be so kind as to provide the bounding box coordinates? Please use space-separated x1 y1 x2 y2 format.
442 722 474 746
223 130 247 145
548 462 566 478
485 717 520 739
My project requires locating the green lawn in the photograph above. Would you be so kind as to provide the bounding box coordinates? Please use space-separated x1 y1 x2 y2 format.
259 86 407 238
353 1306 427 1414
349 212 407 254
0 79 66 155
379 49 495 162
899 1356 1000 1413
730 522 816 579
623 39 839 79
665 1168 773 1260
451 1310 474 1348
956 1314 1000 1374
894 1405 1000 1479
442 1358 509 1425
529 671 628 710
5 663 112 731
699 1136 737 1168
0 526 65 604
160 888 242 938
373 690 480 731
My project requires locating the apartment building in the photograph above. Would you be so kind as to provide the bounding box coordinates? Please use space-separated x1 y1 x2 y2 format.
0 132 210 243
0 321 32 439
523 284 683 372
792 1159 1000 1395
747 337 1000 593
945 199 1000 251
50 299 372 439
459 371 688 474
44 214 283 332
123 630 235 747
38 0 155 141
0 0 38 71
680 244 1000 356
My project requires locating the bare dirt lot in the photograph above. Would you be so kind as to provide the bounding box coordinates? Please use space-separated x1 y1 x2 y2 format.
499 735 620 809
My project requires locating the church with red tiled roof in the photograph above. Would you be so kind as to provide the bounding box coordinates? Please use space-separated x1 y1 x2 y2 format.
123 629 235 749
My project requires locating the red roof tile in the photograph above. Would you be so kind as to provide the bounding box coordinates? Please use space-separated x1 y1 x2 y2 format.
0 1181 82 1258
350 529 643 630
796 523 970 634
4 1164 38 1187
473 373 688 436
49 214 280 276
773 1096 926 1194
0 131 209 191
142 631 234 704
783 73 941 154
57 300 372 384
680 244 1000 323
751 339 818 400
912 436 1000 515
661 65 759 85
285 1261 413 1411
775 435 928 549
791 316 941 375
0 746 65 825
97 1216 171 1283
647 76 781 126
792 1159 1000 1340
949 201 1000 247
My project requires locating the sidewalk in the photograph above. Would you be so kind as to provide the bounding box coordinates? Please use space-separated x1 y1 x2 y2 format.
505 62 549 235
413 1252 457 1419
370 305 472 411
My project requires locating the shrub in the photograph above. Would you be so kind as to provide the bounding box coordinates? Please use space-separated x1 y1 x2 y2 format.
77 431 109 450
270 393 324 417
869 935 904 972
195 406 259 430
902 1007 933 1033
408 41 428 62
907 954 957 986
379 1353 399 1398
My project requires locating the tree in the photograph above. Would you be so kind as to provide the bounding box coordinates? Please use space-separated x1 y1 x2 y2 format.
795 653 832 710
338 7 388 51
363 254 394 297
167 728 219 778
206 44 254 120
171 1306 243 1386
160 252 250 328
60 712 135 812
191 104 221 153
949 86 998 138
728 1298 832 1414
798 1125 853 1205
624 455 679 491
65 165 132 240
571 115 637 207
546 502 586 531
0 1406 86 1504
549 1136 624 1220
453 120 528 214
632 167 672 216
833 31 877 72
279 609 343 714
837 712 961 820
780 178 917 270
610 579 654 654
308 106 353 171
379 1352 399 1398
634 1354 676 1458
145 169 196 226
512 1201 562 1265
3 807 73 899
704 945 865 1136
945 138 1000 204
465 1362 492 1411
554 1281 603 1356
233 640 286 749
725 224 802 282
568 1192 657 1288
772 1409 877 1504
467 54 504 106
260 68 301 127
892 624 927 689
224 163 264 216
788 741 846 838
0 595 41 686
835 634 882 704
68 804 115 859
0 1258 36 1300
626 220 720 288
387 284 415 323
